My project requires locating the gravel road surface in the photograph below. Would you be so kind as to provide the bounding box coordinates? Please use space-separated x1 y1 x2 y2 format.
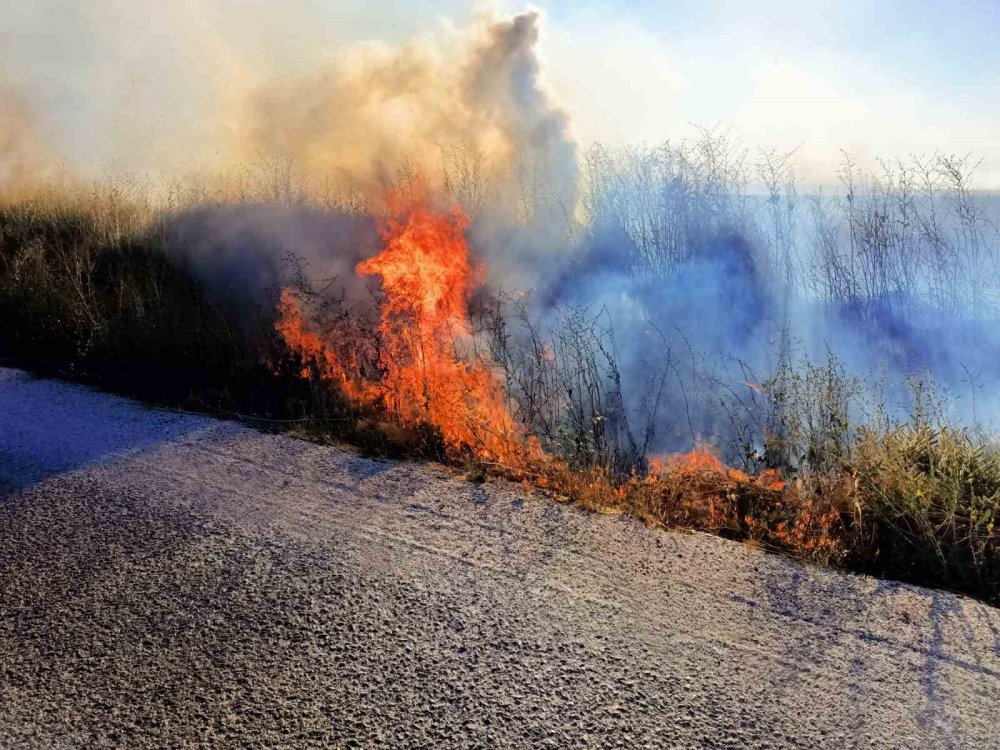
1 368 999 749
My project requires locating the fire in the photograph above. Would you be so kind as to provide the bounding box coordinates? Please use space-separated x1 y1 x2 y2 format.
276 191 785 491
275 285 378 403
277 191 521 463
659 447 786 490
666 447 726 475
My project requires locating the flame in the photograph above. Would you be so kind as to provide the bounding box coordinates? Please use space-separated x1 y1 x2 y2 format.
754 468 786 492
666 447 726 475
662 447 785 489
666 447 748 482
275 288 376 401
276 191 784 490
277 190 522 463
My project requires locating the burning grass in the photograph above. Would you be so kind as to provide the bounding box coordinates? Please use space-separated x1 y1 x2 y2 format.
1 181 998 605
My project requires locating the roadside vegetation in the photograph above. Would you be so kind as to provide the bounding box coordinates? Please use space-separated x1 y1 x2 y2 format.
1 137 998 604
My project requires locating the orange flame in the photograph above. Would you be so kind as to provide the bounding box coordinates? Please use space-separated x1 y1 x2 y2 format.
275 288 375 401
666 447 726 475
277 191 522 463
276 190 785 491
659 447 785 489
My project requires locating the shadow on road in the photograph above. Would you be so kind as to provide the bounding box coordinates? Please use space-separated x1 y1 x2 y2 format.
0 369 209 497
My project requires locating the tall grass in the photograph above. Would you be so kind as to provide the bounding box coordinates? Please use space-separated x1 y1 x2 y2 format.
580 137 1000 316
0 183 312 420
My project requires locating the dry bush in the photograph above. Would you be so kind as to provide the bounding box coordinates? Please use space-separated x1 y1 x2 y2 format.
850 423 1000 598
478 293 654 474
0 184 273 409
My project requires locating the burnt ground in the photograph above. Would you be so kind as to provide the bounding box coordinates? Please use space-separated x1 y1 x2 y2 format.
1 368 999 749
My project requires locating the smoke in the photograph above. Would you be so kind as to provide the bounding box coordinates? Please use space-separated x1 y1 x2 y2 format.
0 90 51 187
163 204 380 314
0 3 577 207
1 3 580 298
244 10 577 210
156 9 580 326
521 214 781 455
0 3 581 324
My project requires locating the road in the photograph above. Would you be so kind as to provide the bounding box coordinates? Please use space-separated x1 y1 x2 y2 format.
1 368 998 749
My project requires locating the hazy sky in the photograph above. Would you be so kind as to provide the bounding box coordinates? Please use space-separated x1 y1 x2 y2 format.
2 1 997 186
534 0 1000 186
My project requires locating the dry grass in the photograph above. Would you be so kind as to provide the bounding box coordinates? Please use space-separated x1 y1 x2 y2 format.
501 420 1000 602
850 424 1000 594
506 449 848 567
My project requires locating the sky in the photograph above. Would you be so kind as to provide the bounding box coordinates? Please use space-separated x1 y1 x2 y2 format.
2 0 997 187
535 0 1000 186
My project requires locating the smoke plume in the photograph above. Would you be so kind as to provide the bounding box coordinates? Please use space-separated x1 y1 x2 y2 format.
244 11 577 209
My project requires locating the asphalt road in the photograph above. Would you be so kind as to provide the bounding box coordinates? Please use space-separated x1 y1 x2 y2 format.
1 368 999 749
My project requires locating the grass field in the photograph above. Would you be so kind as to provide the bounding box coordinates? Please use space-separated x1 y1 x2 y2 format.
2 156 998 604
